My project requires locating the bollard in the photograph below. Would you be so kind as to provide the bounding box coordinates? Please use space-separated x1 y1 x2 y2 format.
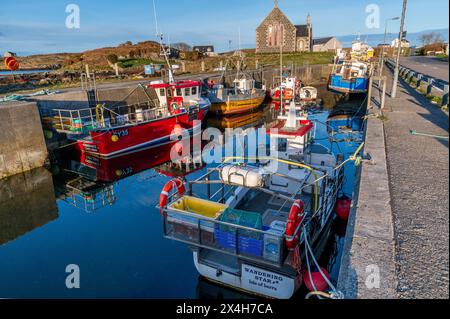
427 79 433 96
417 74 423 88
442 85 449 107
407 71 414 84
402 68 408 78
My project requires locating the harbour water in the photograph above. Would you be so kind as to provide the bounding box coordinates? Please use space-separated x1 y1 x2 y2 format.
0 95 365 299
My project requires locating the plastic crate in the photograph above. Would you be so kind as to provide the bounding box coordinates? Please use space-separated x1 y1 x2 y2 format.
214 228 263 257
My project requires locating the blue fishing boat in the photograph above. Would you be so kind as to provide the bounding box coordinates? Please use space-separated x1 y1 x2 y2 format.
328 61 369 94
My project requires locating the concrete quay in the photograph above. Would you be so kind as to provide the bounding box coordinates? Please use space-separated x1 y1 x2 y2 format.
338 64 449 299
0 101 48 179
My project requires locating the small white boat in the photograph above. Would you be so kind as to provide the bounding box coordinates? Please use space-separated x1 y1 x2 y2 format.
299 86 318 104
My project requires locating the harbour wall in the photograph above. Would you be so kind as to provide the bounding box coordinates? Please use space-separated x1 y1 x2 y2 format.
337 105 397 298
0 101 48 179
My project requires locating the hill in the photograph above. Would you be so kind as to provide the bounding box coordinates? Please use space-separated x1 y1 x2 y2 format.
16 40 163 71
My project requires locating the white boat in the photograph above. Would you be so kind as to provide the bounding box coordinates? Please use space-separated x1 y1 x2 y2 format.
157 102 348 299
299 86 318 105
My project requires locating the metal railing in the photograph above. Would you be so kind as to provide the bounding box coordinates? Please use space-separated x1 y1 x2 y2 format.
386 59 449 107
52 102 171 134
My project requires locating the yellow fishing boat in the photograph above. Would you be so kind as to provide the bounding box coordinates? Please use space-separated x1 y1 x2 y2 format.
208 78 266 115
207 50 266 115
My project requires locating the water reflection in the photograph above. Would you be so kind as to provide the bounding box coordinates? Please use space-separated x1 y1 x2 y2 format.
0 168 57 246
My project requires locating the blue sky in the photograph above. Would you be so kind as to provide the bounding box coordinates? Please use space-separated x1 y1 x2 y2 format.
0 0 448 55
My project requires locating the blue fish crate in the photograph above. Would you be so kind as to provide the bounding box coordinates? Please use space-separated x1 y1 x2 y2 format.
214 227 263 257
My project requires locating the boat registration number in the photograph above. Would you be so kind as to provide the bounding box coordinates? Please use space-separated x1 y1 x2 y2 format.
112 129 129 138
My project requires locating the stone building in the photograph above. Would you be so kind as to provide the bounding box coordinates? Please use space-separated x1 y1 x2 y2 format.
256 0 312 54
312 37 342 52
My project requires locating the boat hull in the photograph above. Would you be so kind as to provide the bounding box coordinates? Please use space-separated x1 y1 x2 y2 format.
210 96 265 115
328 74 368 94
193 252 298 299
73 104 209 158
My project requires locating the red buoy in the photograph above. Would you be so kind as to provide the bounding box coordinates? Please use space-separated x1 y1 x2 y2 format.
335 197 352 221
303 267 330 292
4 57 19 71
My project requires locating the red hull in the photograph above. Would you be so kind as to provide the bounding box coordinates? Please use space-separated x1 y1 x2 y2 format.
74 107 208 158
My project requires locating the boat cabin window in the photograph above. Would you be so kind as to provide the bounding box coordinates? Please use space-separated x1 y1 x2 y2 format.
185 88 191 96
176 88 182 97
192 86 197 95
159 88 165 96
277 138 288 152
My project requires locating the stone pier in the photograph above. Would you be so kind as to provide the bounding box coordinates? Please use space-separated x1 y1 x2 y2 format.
0 101 48 179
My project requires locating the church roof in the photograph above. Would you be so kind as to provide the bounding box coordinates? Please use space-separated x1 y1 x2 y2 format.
295 25 309 37
313 37 334 45
257 7 292 30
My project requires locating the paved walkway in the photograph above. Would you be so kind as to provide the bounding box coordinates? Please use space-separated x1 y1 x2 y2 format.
381 68 449 298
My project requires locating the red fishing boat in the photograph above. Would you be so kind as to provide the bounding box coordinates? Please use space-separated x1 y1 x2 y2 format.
53 37 210 158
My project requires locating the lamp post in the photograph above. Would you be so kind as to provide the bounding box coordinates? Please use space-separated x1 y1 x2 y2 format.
379 17 400 77
391 0 408 98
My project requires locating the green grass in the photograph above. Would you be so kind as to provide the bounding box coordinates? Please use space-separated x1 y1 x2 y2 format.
425 94 442 105
117 58 161 68
435 54 449 61
247 51 335 66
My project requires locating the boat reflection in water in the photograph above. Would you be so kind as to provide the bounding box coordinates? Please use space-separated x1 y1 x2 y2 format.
207 104 276 131
53 140 205 213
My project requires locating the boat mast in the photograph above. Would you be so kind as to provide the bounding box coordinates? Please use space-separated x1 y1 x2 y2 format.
279 23 283 106
153 0 175 84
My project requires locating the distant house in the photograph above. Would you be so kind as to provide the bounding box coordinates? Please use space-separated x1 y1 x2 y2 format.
391 38 410 55
312 37 342 52
193 46 216 57
4 51 17 58
391 38 410 48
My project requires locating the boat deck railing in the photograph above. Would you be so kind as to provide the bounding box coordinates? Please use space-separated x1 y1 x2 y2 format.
163 206 287 268
209 87 265 101
51 101 171 135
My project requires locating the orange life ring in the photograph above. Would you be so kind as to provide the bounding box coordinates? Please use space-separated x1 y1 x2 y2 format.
4 57 19 71
285 200 305 250
159 178 186 214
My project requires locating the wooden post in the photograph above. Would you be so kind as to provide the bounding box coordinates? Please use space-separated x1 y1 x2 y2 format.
381 76 387 110
255 59 259 70
367 75 373 109
85 64 90 79
417 74 422 88
426 79 433 96
201 61 205 72
181 62 186 73
442 85 449 107
408 71 414 84
114 63 119 77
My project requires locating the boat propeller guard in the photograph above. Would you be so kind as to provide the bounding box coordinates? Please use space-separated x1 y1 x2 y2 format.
285 200 305 250
159 178 186 214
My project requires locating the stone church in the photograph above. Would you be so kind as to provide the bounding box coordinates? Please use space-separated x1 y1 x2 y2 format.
256 0 312 53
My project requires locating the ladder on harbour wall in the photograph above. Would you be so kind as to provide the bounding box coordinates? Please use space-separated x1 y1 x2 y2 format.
81 66 99 108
